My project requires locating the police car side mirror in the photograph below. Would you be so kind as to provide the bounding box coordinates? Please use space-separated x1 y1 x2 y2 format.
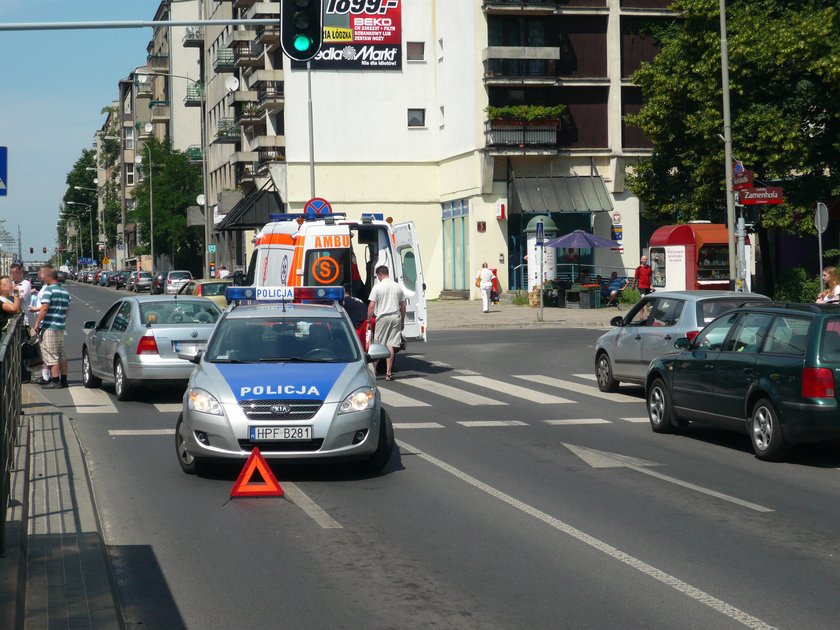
178 350 203 365
366 343 390 363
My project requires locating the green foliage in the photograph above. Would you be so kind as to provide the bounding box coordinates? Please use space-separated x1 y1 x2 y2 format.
620 288 641 304
773 266 820 302
511 291 530 306
485 105 566 122
62 150 98 257
626 0 840 233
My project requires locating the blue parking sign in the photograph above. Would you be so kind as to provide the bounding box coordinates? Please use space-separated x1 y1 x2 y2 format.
0 147 7 196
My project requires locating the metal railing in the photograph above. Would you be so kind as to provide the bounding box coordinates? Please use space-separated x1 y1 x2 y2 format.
484 120 561 148
0 315 23 552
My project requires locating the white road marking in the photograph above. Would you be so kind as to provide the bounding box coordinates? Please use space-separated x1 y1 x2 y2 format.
453 375 573 404
378 388 430 408
393 422 444 429
399 377 507 406
68 387 117 414
514 375 644 404
563 444 774 513
153 403 182 413
572 373 597 381
622 417 650 423
544 419 611 426
397 440 775 630
454 369 480 375
427 360 451 368
457 420 528 428
283 482 342 529
109 429 175 436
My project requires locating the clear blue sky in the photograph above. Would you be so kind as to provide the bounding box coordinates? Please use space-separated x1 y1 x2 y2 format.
0 1 161 259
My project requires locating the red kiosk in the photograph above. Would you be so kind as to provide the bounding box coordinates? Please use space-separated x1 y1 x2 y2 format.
648 223 750 292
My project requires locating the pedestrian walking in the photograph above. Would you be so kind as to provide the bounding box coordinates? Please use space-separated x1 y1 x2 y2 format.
475 262 496 313
367 265 406 381
33 267 70 388
634 255 653 295
0 275 22 334
217 265 230 279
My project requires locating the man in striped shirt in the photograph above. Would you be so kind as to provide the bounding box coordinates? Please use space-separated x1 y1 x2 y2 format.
33 267 70 388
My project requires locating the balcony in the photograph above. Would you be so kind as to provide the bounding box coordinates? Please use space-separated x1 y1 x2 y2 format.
233 0 258 8
483 46 563 85
183 26 204 48
184 83 204 107
258 147 286 166
483 0 607 11
256 24 280 47
235 105 266 130
150 100 170 122
135 80 153 99
214 49 235 72
186 145 204 164
484 120 561 150
255 80 284 111
233 40 261 68
214 118 241 144
136 121 154 139
235 162 258 186
146 51 168 71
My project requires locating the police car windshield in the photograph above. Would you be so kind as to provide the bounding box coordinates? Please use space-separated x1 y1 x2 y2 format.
206 316 360 364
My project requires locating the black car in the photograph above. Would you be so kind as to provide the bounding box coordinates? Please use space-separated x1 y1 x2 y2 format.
151 272 166 295
646 302 840 461
113 271 129 289
27 271 43 291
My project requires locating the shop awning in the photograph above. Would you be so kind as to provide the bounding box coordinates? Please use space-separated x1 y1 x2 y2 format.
511 175 613 214
216 185 284 232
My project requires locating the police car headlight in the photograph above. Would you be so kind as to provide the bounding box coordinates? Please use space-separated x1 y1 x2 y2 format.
188 388 223 415
339 387 376 414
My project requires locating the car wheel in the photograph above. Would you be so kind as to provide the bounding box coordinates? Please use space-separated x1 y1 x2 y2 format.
595 352 619 393
647 378 675 434
175 413 206 475
750 398 789 461
113 358 134 401
82 349 101 388
358 408 394 474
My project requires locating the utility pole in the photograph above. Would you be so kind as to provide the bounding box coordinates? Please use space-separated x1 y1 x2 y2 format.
719 0 738 289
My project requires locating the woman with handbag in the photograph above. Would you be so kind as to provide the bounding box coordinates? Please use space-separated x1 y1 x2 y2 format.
475 263 496 314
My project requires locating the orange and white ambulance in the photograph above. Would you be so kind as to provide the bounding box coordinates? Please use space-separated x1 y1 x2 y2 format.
245 212 427 341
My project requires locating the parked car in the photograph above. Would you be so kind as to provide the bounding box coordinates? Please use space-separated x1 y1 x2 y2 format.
646 302 840 461
151 272 166 294
132 271 153 292
595 291 770 392
81 295 222 401
28 271 43 291
56 271 67 283
176 279 232 310
99 271 113 287
93 270 103 285
113 271 129 290
164 270 193 295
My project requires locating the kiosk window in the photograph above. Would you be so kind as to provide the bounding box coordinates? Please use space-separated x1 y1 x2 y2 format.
304 249 351 286
697 245 730 281
650 247 666 288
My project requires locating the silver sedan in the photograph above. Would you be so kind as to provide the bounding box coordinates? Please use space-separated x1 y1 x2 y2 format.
82 295 222 400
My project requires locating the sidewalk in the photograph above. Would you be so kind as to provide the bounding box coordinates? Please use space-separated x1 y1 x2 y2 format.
427 297 622 330
1 385 121 629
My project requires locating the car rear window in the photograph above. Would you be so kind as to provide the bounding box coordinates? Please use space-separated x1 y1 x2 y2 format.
139 301 220 326
169 271 191 280
820 318 840 363
696 299 753 327
201 282 229 296
763 316 811 356
138 272 152 279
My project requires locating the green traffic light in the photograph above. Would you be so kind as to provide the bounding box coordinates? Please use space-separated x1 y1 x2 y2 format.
293 33 312 52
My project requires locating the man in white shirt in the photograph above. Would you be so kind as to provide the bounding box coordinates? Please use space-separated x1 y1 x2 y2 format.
10 262 32 325
366 265 405 381
217 265 230 279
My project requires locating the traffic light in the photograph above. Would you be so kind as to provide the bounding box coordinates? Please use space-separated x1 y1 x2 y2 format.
280 0 323 62
29 247 33 254
43 247 47 254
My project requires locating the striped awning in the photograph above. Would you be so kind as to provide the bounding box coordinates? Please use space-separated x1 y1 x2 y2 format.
511 175 613 214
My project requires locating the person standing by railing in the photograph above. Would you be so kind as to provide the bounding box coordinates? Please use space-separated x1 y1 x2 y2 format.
33 267 70 389
0 275 21 334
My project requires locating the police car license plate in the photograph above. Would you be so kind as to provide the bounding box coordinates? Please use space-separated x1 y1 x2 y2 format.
250 426 313 441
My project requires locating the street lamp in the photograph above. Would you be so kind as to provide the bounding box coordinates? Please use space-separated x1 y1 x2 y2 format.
135 133 155 272
66 201 94 261
137 71 211 278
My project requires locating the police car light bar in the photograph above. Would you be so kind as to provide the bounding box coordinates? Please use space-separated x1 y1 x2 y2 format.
225 285 345 304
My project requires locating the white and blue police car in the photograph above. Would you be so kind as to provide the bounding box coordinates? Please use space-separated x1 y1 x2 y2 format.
175 286 394 474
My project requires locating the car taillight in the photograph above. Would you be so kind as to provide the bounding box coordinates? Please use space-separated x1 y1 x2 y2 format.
686 330 700 342
802 367 835 398
168 279 172 284
136 335 159 355
196 285 202 296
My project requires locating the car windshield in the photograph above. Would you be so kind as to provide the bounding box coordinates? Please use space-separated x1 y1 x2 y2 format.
696 299 756 327
206 316 360 363
138 300 220 326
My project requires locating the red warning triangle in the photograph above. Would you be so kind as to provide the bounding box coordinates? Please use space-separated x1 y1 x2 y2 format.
230 448 284 498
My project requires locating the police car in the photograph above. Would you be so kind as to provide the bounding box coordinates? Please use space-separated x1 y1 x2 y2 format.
175 286 395 475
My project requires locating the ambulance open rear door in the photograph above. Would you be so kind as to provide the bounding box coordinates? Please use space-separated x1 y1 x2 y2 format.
393 222 427 342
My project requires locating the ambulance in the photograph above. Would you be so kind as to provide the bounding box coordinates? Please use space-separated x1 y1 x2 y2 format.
245 212 427 341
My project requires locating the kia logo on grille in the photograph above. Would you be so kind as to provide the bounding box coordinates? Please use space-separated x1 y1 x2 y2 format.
271 404 291 414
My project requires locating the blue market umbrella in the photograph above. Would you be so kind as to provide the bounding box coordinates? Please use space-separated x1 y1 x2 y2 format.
544 229 616 282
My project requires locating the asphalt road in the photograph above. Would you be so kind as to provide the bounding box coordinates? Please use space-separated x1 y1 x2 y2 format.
40 282 840 628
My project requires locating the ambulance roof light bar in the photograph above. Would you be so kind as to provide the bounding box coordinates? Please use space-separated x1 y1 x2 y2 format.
225 285 344 306
268 213 347 223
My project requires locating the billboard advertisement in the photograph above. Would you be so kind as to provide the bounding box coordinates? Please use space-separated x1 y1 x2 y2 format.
294 0 402 71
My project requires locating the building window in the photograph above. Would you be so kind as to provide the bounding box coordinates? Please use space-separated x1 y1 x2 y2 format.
406 42 425 61
125 127 134 150
442 200 470 291
126 198 136 213
125 163 135 186
407 109 426 128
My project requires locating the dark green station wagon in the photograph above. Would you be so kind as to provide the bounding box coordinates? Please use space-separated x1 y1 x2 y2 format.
646 303 840 461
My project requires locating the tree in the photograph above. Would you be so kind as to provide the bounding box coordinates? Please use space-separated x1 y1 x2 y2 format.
626 0 840 233
61 149 98 257
131 139 203 271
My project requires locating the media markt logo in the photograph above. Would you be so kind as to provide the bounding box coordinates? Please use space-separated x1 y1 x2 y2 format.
316 45 399 66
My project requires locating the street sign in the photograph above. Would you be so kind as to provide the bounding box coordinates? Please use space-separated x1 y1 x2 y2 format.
815 202 829 234
732 170 753 191
304 197 332 216
102 256 110 266
0 146 7 196
738 187 784 205
535 220 544 246
208 244 216 253
117 244 124 251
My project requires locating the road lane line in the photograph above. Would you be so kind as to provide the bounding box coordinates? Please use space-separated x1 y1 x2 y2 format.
397 440 775 630
283 482 342 529
67 387 118 414
621 417 650 423
378 388 431 408
545 419 611 426
393 422 444 429
454 369 480 375
108 429 175 436
572 373 596 381
153 403 182 413
513 375 644 404
457 420 528 428
399 377 507 406
453 375 573 404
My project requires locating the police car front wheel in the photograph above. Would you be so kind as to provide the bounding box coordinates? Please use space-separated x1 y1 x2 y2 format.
176 414 207 475
358 408 394 474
